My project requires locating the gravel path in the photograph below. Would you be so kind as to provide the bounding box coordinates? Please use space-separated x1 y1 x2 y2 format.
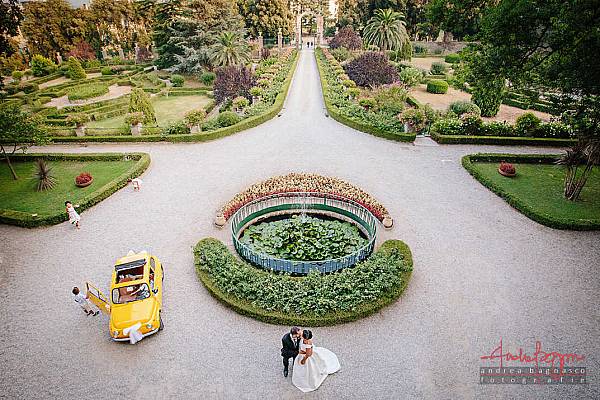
1 49 598 400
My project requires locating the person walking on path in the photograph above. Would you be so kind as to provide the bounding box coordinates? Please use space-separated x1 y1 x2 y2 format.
65 201 81 229
72 287 98 316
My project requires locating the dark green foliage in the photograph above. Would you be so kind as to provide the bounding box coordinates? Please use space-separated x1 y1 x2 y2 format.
329 26 362 50
430 61 447 75
344 51 399 87
200 71 216 85
426 79 448 94
0 0 23 57
161 121 190 135
471 77 504 116
31 55 57 77
514 112 541 137
66 57 86 80
128 88 156 124
217 111 242 127
170 74 184 87
426 0 492 39
19 82 39 94
194 238 413 325
445 53 461 63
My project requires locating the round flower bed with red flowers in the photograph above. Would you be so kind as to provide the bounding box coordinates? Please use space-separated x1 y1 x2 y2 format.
75 172 93 187
498 162 516 177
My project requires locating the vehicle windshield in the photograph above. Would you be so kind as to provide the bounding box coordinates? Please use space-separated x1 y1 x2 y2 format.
112 283 150 304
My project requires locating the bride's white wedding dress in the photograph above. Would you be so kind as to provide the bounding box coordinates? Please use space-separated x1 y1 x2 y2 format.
292 340 340 392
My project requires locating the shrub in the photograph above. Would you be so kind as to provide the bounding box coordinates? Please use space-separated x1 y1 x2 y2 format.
481 121 515 136
332 47 351 62
125 112 144 125
342 79 356 88
185 109 207 126
170 74 184 87
514 112 542 137
19 82 39 94
329 26 362 50
31 55 57 77
459 112 483 135
83 59 101 69
201 71 217 86
444 53 461 63
33 159 57 191
347 88 361 99
128 88 156 124
232 96 250 111
4 84 18 95
214 65 255 103
400 108 427 132
449 101 481 117
68 40 96 61
344 52 399 87
373 85 407 115
75 172 93 185
399 67 423 87
359 97 377 110
536 122 572 139
430 61 447 75
66 113 90 127
249 86 263 97
161 121 190 135
11 70 23 81
217 111 242 127
101 67 114 75
66 57 86 80
499 162 516 175
67 83 109 101
260 47 271 60
426 79 448 94
257 78 270 87
413 44 428 54
471 78 505 117
430 118 462 135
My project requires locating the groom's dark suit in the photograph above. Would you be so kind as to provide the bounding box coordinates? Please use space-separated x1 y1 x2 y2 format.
281 333 300 372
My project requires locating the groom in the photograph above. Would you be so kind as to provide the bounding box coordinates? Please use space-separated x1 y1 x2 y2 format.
281 326 301 377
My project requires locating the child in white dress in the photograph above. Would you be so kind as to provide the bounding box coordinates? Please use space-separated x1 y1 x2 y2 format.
65 201 80 229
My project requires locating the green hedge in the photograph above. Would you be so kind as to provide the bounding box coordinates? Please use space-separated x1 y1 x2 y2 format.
461 153 600 230
0 153 150 227
430 131 576 146
193 238 413 326
49 52 298 143
315 49 416 143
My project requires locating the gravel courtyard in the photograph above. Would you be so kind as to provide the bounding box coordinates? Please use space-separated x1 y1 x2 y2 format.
0 50 598 400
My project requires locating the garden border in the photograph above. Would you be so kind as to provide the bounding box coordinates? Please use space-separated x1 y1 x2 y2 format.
0 152 150 227
432 131 576 146
461 153 600 230
315 48 417 143
194 238 413 326
48 52 299 143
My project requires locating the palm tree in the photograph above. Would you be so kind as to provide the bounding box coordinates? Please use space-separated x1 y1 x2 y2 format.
363 9 410 52
209 32 251 67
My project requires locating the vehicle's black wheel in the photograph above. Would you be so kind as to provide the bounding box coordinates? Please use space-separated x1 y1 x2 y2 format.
159 314 164 331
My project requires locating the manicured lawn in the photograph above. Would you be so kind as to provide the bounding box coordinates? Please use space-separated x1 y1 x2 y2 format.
471 162 600 226
0 159 135 216
87 95 211 129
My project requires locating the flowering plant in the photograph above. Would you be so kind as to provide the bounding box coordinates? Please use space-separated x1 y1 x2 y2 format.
75 172 93 185
499 162 516 174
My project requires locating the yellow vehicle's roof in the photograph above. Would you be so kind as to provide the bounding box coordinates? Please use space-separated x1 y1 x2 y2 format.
115 253 149 265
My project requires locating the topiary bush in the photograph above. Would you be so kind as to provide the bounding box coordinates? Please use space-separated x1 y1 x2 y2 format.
444 53 461 63
199 71 216 86
430 61 447 75
514 112 541 137
344 52 399 87
31 55 57 77
128 88 156 124
66 57 86 80
459 112 483 135
217 111 242 127
449 101 481 117
329 26 362 50
358 97 377 110
170 74 184 87
399 67 423 87
214 65 255 103
426 79 448 94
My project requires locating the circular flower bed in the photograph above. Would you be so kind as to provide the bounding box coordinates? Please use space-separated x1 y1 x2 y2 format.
219 173 390 221
194 238 413 326
241 215 367 261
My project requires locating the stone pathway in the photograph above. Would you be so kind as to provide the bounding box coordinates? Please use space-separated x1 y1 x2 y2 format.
1 49 598 400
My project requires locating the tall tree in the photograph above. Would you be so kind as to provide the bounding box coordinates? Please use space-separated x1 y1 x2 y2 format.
363 9 410 51
426 0 492 40
21 0 83 58
337 0 407 31
238 0 293 37
209 31 251 67
0 0 23 57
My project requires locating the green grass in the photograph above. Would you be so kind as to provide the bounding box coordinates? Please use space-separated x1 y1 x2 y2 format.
87 95 211 129
470 162 600 226
0 159 135 216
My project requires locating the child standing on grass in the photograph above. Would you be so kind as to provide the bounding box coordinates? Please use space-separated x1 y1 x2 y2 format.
65 201 80 229
72 287 98 316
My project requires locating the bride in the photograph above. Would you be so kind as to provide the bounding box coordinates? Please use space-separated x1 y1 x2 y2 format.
292 329 340 392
